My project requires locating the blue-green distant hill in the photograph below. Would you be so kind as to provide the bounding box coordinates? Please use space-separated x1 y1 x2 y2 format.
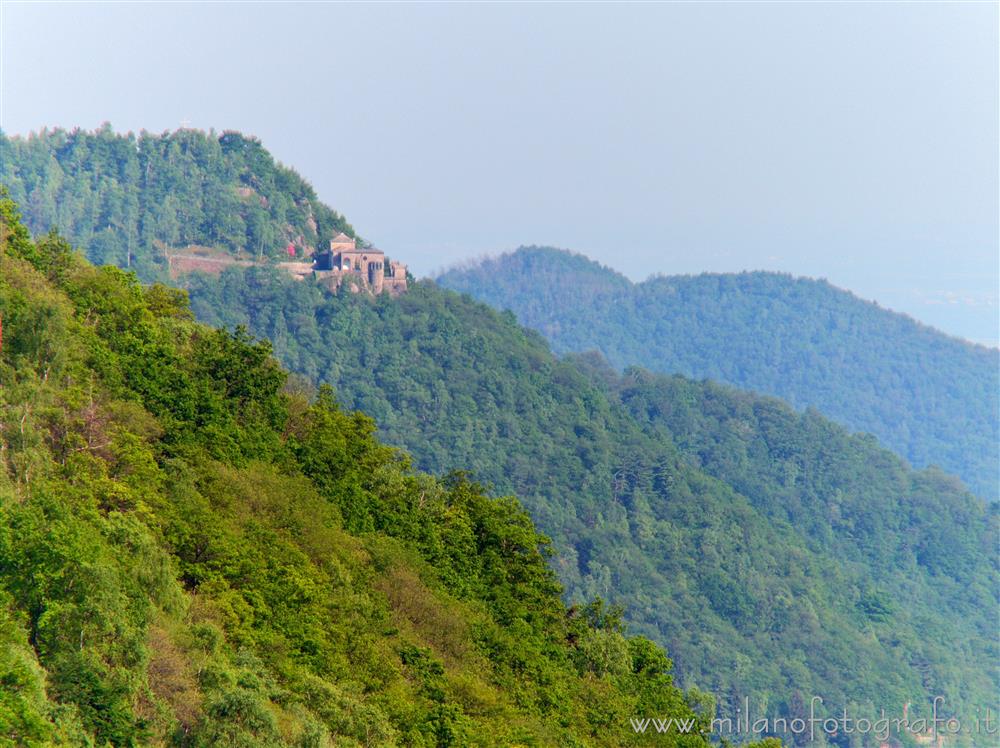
437 247 999 500
4 129 997 736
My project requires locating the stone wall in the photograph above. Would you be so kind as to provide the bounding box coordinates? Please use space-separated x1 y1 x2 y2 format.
167 254 254 279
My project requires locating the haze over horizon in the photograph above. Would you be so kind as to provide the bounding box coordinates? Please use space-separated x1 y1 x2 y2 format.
2 2 997 345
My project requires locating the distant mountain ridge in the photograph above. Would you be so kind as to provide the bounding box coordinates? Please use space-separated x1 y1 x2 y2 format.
437 246 1000 500
3 129 997 734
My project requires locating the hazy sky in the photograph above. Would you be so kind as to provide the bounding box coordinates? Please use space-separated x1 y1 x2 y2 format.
2 2 997 345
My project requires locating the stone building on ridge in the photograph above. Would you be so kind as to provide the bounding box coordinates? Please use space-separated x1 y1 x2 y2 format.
310 232 408 295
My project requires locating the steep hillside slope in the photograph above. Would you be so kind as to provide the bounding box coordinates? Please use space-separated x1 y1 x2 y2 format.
0 199 723 747
9 128 993 499
437 247 1000 500
4 127 996 737
185 265 998 733
0 126 357 281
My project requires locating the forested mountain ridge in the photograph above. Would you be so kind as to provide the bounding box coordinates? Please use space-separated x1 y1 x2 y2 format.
0 126 358 281
0 196 735 747
3 127 997 740
185 265 998 737
436 247 1000 501
7 127 994 500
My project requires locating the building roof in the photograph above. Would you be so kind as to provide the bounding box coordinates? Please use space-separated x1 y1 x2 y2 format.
330 232 353 243
341 246 383 256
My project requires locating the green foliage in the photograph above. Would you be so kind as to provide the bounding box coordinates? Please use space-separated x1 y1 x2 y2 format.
0 589 89 746
5 127 997 742
437 246 1000 500
1 202 718 746
1 126 357 281
181 263 998 736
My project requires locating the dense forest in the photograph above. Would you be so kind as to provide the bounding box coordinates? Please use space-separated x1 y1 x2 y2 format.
0 196 753 747
3 128 997 744
183 265 998 742
6 128 995 502
436 247 1000 501
0 126 357 281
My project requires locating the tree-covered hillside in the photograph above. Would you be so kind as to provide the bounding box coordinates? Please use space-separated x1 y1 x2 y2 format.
4 127 996 742
1 199 732 746
183 264 998 740
436 247 1000 501
0 126 357 281
8 128 994 500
